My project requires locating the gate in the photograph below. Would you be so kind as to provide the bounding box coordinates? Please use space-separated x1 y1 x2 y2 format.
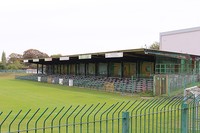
154 75 168 95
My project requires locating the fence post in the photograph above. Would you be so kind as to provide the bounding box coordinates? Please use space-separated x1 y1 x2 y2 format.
181 103 188 133
122 111 129 133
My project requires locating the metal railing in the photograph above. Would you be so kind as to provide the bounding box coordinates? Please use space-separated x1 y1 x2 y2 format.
168 74 199 95
0 96 199 133
153 74 200 96
0 70 26 73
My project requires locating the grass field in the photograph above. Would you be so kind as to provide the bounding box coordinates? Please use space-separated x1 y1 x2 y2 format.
0 73 145 132
0 73 141 112
0 73 197 133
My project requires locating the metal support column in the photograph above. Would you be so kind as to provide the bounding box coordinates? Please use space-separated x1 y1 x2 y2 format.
121 62 124 78
67 64 69 75
63 64 65 74
95 63 98 76
52 65 54 74
107 62 110 77
41 64 44 74
56 65 58 74
84 63 87 76
37 64 39 74
75 64 78 75
181 103 188 133
60 64 62 74
122 111 129 133
136 61 140 78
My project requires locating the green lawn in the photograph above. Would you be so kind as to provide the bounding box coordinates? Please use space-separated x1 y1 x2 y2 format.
0 73 140 112
0 73 194 133
0 73 144 132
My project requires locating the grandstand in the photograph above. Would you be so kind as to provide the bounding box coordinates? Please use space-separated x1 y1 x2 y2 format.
20 48 200 95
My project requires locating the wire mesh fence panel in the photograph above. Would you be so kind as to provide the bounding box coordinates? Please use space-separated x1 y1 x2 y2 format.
1 96 200 133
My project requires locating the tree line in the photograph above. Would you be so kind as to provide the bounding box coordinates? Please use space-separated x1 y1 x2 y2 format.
0 49 62 70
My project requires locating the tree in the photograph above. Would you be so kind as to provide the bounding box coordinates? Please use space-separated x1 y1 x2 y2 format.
149 42 160 50
8 53 23 64
1 51 6 69
0 63 5 69
7 53 24 70
7 60 23 70
23 49 49 59
23 49 49 69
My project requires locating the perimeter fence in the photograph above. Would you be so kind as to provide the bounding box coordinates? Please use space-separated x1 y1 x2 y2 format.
0 96 199 133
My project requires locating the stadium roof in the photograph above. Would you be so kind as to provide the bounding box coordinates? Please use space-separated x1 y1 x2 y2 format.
23 48 200 65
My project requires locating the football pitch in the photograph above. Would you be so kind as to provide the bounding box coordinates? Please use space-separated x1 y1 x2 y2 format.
0 73 139 112
0 73 143 132
0 73 193 133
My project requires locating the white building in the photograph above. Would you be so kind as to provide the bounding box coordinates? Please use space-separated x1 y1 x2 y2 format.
160 27 200 56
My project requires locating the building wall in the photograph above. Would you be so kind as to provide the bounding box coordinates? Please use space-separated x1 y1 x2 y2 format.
160 27 200 56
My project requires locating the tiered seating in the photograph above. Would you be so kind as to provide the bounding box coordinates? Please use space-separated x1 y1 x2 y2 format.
16 74 38 81
16 74 153 94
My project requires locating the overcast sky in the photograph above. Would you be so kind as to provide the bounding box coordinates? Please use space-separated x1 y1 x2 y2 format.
0 0 200 58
